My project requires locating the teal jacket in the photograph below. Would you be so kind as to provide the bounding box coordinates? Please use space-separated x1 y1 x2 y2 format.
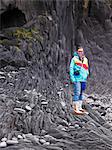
70 52 89 82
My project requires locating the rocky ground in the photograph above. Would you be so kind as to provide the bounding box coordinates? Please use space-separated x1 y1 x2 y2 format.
0 0 112 149
0 65 112 150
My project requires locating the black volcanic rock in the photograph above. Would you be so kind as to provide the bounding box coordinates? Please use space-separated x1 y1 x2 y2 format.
0 0 112 150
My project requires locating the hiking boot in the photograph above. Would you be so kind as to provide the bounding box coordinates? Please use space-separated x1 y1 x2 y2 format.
73 101 85 115
78 101 89 115
80 109 89 115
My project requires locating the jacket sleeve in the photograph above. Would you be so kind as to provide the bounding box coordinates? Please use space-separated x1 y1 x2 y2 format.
70 58 75 83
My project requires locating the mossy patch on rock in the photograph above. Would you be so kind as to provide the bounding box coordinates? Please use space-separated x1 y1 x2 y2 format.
0 39 19 47
0 27 43 48
13 28 33 39
13 28 43 43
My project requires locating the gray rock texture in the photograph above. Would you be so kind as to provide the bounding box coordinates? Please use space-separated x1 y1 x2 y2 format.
0 0 112 149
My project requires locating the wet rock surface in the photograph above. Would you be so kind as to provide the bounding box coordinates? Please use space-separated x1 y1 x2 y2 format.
0 0 112 149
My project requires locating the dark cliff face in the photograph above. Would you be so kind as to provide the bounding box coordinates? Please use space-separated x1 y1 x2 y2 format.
0 1 112 148
0 0 112 94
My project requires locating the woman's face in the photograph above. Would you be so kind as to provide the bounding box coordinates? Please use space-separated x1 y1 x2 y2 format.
78 51 84 58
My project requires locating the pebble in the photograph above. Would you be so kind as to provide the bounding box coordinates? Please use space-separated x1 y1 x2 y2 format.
60 101 66 107
44 135 56 141
39 139 46 144
69 126 75 129
18 135 23 139
43 142 50 145
30 103 35 108
24 89 31 94
25 133 33 139
22 134 26 139
41 129 47 136
57 91 62 97
0 71 5 75
7 140 19 145
106 107 111 113
57 125 66 131
33 137 40 144
74 124 80 128
14 108 26 113
47 15 53 21
25 133 33 137
61 127 67 131
41 101 48 105
21 139 31 143
25 105 32 111
12 137 18 141
34 136 39 142
1 137 7 142
0 141 7 148
0 76 5 79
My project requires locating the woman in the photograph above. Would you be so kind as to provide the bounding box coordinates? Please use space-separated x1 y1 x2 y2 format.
70 47 89 114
